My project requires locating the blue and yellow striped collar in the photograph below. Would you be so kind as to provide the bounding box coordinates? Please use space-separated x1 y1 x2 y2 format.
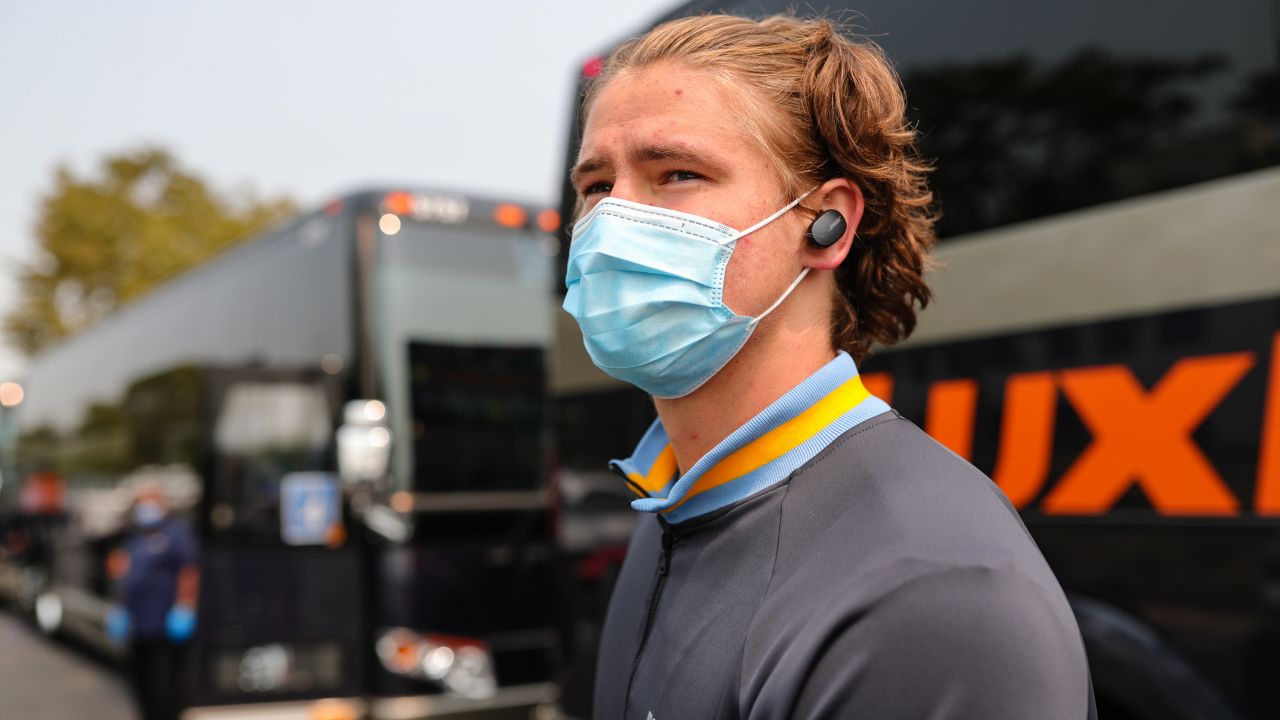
610 352 891 524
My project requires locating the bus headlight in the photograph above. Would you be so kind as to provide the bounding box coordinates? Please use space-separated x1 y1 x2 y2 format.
421 645 454 680
442 645 496 699
238 643 293 692
375 628 497 699
375 628 426 676
214 642 344 695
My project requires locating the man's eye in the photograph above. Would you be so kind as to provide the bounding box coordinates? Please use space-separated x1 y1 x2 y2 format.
667 170 702 183
582 181 612 196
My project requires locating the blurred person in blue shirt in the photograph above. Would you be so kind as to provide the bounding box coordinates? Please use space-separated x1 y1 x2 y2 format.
107 482 200 720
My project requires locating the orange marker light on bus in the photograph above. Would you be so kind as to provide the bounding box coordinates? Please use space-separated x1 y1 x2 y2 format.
390 490 414 514
494 203 528 228
0 381 23 407
383 191 414 216
537 209 561 234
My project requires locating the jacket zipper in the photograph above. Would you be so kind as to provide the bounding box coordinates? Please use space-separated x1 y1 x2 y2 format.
623 520 676 720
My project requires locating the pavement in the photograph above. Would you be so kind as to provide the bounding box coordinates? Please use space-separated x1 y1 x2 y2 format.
0 610 136 720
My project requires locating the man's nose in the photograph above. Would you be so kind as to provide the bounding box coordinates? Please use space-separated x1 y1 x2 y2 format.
607 176 656 206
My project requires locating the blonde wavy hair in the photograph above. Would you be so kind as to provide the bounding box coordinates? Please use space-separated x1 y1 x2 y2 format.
583 13 937 361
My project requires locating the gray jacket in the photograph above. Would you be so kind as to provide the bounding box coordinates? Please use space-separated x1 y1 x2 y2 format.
594 412 1096 719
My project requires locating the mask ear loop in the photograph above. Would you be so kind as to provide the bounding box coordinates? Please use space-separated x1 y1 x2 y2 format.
726 186 820 244
732 186 820 321
755 268 811 321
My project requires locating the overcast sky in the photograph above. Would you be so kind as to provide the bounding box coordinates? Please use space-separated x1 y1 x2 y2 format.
0 0 675 377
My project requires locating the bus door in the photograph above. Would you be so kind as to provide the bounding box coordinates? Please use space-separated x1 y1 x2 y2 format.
186 366 365 711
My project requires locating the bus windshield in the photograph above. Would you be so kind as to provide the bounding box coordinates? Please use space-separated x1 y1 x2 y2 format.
374 215 554 495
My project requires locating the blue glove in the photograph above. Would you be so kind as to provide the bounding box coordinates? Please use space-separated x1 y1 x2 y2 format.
105 605 131 646
165 605 197 643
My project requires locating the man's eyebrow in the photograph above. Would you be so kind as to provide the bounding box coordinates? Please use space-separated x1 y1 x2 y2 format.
570 155 612 185
570 143 727 186
631 143 725 172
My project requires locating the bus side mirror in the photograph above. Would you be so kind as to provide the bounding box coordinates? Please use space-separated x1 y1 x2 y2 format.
336 400 391 485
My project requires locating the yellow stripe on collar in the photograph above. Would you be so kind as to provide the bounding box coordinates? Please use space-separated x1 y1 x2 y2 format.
626 445 677 497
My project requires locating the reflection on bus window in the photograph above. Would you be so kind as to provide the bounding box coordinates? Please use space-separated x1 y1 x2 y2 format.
890 0 1280 238
210 381 331 537
214 383 330 453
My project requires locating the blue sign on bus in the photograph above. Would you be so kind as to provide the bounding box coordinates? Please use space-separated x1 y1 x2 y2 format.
280 472 340 546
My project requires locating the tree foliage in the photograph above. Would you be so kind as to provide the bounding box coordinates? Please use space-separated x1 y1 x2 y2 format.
6 146 296 354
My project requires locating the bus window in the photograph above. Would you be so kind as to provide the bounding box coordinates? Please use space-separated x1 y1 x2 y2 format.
209 380 332 538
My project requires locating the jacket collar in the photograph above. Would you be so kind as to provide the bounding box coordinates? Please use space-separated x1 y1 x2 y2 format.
610 351 891 524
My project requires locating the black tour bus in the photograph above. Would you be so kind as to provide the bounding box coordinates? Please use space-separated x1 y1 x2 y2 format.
1 188 563 719
552 1 1280 718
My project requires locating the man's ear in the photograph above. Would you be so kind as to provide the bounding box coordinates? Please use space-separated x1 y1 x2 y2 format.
801 178 864 270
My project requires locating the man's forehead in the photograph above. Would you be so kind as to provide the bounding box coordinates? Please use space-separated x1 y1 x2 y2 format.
582 68 741 144
572 66 776 191
574 105 747 181
592 62 725 109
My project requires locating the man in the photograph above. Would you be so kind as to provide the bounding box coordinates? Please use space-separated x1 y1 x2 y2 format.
107 483 200 720
562 13 1095 719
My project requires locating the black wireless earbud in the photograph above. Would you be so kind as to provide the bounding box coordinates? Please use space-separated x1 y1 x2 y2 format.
806 210 847 248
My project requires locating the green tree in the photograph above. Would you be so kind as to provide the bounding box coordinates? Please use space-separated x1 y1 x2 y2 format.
6 146 296 354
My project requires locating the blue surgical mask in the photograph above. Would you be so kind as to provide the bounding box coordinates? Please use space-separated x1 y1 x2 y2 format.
134 501 165 528
563 191 814 398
